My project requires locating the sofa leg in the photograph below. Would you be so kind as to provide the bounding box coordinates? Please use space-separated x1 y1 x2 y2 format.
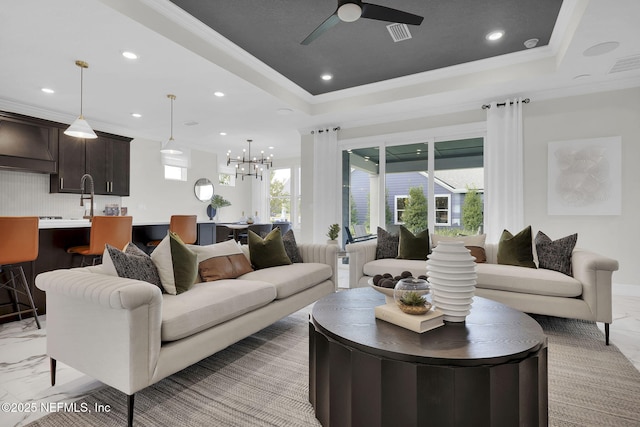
605 323 610 345
50 358 56 386
128 393 135 427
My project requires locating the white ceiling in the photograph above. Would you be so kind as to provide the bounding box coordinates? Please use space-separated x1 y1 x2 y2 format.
0 0 639 160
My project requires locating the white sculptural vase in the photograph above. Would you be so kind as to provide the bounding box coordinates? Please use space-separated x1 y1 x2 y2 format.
426 241 477 322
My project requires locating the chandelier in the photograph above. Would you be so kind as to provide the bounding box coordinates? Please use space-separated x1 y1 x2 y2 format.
226 139 273 180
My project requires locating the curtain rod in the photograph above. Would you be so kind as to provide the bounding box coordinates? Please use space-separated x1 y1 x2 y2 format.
481 98 530 110
311 126 340 134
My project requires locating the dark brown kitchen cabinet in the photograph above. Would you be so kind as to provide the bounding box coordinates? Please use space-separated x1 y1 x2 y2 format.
86 136 130 196
50 130 131 195
50 131 86 192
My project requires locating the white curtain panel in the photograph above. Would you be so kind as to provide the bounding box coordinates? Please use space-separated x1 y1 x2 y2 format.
312 128 340 243
484 98 525 243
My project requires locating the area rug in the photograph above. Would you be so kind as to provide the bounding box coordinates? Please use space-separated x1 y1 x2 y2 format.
27 310 640 427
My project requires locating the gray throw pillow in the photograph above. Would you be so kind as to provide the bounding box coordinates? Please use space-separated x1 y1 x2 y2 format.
535 231 577 276
282 229 303 263
376 227 399 259
106 243 164 290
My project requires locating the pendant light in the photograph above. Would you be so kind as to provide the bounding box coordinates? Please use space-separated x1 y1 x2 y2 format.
64 60 98 139
160 94 183 154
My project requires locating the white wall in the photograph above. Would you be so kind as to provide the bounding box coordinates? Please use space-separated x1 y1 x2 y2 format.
303 88 639 285
123 138 252 223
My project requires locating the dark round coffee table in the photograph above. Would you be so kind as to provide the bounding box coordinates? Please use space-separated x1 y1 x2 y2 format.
309 288 548 427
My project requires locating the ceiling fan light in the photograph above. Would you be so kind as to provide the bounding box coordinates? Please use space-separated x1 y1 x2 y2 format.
65 116 97 139
338 3 362 22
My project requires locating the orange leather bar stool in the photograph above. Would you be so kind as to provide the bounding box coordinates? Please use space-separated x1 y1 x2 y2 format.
67 216 133 266
0 216 41 329
147 215 197 248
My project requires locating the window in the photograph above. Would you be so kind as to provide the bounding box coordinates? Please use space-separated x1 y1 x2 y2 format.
218 173 235 186
270 169 291 222
268 166 301 227
164 165 187 181
435 195 451 225
343 135 483 236
394 195 408 224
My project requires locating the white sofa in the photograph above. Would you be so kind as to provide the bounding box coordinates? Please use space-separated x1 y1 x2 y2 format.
36 243 337 427
346 239 618 343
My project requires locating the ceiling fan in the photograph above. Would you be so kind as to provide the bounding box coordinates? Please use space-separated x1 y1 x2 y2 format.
301 0 424 45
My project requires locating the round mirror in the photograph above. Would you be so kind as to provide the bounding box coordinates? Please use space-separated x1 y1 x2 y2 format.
194 178 214 202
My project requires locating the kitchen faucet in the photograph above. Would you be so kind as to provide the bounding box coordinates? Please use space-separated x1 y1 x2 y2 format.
80 174 95 220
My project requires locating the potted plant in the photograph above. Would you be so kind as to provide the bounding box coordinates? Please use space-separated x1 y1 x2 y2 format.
326 223 340 244
208 195 231 221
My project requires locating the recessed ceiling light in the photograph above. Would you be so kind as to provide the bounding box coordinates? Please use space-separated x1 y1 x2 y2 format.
41 88 55 94
321 74 333 81
485 30 504 41
214 91 225 97
122 51 138 60
220 132 227 136
269 146 274 150
131 113 142 118
524 38 539 49
583 41 619 57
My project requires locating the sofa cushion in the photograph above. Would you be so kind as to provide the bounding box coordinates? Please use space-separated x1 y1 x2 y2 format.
397 226 430 260
376 227 399 259
161 279 276 341
497 226 536 268
363 259 427 280
248 228 292 269
238 262 332 299
199 253 253 282
188 239 242 264
170 232 199 294
151 232 199 295
476 263 582 297
103 243 163 290
282 229 303 263
535 231 577 276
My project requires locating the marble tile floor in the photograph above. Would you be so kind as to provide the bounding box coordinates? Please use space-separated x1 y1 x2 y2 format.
1 274 639 427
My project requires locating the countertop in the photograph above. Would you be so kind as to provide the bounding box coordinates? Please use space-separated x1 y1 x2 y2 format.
38 218 217 229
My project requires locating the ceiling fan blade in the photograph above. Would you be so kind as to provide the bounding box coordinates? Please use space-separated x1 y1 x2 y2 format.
301 13 341 45
361 3 424 25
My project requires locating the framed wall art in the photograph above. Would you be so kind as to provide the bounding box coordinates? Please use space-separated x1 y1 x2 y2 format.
547 136 621 215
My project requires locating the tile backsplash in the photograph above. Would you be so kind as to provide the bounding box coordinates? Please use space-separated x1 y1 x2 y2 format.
0 170 121 218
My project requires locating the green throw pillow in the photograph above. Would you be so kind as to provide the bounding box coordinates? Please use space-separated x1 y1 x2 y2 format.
397 226 430 260
497 226 536 268
169 231 199 294
248 228 292 269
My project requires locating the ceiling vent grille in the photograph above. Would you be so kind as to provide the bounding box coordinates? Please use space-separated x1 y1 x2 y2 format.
609 54 640 74
387 23 412 42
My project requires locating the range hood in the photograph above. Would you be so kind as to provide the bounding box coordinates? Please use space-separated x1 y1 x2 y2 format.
0 112 57 173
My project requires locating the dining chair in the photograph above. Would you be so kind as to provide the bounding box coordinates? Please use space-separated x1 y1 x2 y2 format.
0 216 41 328
215 225 234 243
147 215 197 248
67 216 133 266
272 222 291 235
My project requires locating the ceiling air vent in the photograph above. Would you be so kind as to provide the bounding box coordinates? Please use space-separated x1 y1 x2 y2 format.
387 23 412 42
609 54 640 74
